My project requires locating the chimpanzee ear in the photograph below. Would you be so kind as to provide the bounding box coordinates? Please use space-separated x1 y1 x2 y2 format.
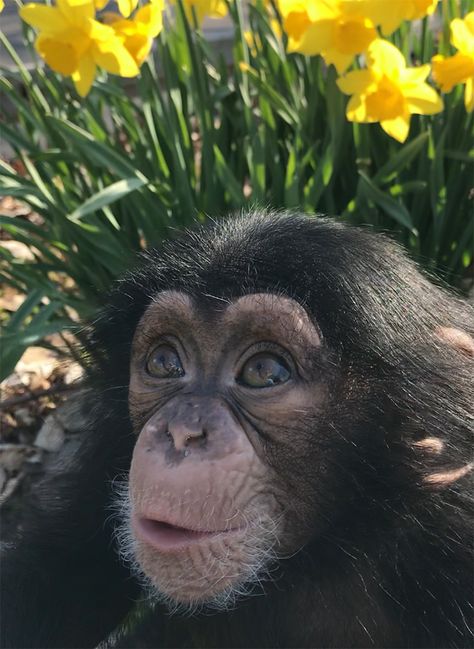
436 327 474 357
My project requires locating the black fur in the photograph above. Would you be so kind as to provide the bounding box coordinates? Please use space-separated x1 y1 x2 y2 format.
1 210 473 648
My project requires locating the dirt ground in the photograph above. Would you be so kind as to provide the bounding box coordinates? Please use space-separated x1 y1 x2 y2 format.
0 343 85 540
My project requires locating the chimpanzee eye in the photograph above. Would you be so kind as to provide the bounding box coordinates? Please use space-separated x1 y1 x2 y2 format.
238 353 291 388
146 345 184 378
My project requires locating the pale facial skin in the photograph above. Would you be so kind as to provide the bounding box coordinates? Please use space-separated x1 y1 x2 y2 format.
127 291 325 607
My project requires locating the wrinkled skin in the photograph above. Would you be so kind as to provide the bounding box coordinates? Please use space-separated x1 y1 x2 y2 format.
127 292 328 605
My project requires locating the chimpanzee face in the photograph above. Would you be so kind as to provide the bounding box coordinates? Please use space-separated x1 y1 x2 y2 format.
123 290 330 609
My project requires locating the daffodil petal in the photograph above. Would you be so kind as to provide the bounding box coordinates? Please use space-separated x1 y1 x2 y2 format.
87 18 116 40
333 17 376 57
117 0 139 18
380 114 410 143
322 48 356 74
465 12 474 36
401 64 430 86
72 53 96 96
208 0 228 18
337 69 375 95
306 0 339 21
405 84 443 115
464 77 474 112
432 53 474 92
368 39 406 79
341 0 404 35
135 1 164 36
35 34 79 75
20 4 69 33
346 94 375 122
57 0 95 24
287 21 333 56
95 0 109 8
410 0 439 20
92 38 139 76
450 13 474 57
126 34 153 66
343 0 438 35
282 6 312 43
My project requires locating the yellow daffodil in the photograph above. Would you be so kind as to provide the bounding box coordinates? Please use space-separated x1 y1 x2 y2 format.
94 1 139 17
117 0 139 18
432 12 474 112
104 0 164 67
277 0 376 73
180 0 228 24
343 0 439 36
0 1 4 13
337 39 443 142
20 0 140 96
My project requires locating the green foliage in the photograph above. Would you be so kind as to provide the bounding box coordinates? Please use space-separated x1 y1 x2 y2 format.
0 0 473 380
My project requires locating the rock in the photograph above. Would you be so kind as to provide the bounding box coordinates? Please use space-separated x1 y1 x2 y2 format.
0 472 23 505
0 445 42 506
0 443 37 471
0 466 7 493
0 373 24 390
0 240 35 261
34 415 65 452
15 346 59 381
14 407 36 428
63 363 84 385
54 395 89 435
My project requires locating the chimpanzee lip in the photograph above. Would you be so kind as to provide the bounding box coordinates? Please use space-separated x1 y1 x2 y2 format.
132 514 243 552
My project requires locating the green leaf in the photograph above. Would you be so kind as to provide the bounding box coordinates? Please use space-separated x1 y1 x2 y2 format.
374 132 429 183
213 145 245 206
358 172 416 233
7 289 44 329
284 147 299 207
389 181 427 196
46 117 149 182
244 66 298 125
0 215 49 238
0 122 38 153
430 128 447 222
68 178 147 223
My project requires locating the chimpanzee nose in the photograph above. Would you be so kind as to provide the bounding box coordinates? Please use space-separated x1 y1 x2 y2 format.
167 419 206 452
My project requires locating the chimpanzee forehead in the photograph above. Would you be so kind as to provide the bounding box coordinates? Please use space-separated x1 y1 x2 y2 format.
140 289 321 348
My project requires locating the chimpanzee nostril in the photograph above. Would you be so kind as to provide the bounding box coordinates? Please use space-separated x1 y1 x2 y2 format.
167 419 206 452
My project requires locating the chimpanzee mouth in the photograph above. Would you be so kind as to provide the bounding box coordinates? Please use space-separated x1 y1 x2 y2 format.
133 515 242 552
